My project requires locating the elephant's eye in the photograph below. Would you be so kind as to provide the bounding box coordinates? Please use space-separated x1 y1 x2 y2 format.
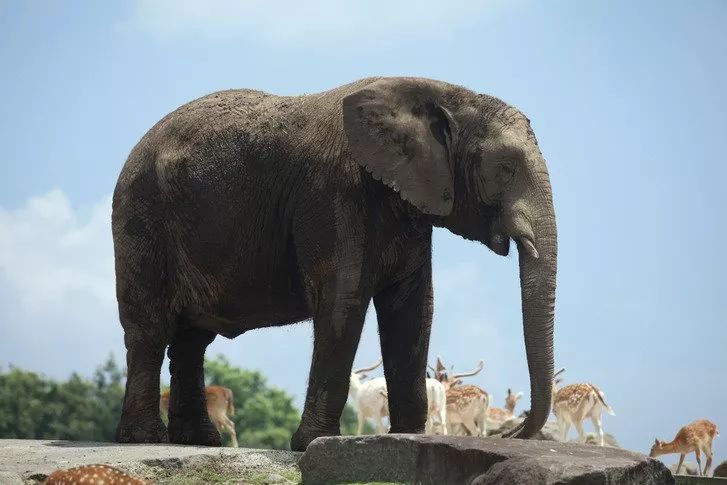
496 161 516 185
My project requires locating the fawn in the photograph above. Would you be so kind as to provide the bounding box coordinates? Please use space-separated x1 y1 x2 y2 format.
650 419 719 476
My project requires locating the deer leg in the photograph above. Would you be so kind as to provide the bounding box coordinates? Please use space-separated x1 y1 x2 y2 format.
460 415 479 437
222 416 238 448
378 417 387 435
356 411 365 435
440 409 448 435
371 410 384 434
167 326 220 446
209 415 222 434
574 420 586 443
374 412 387 434
477 412 487 437
704 446 713 477
590 414 605 446
675 453 685 475
695 449 703 476
561 419 571 442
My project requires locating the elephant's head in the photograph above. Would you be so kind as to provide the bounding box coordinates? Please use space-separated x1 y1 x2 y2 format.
342 77 557 438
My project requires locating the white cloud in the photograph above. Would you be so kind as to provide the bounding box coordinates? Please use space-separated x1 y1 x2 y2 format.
0 190 123 377
130 0 508 43
0 189 115 312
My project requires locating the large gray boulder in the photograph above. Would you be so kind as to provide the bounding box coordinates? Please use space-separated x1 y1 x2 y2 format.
0 439 301 484
487 417 561 441
714 460 727 477
298 434 673 484
579 432 621 448
668 461 698 476
489 418 620 448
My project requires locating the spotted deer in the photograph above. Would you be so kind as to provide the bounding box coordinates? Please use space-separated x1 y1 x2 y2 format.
432 357 489 436
44 465 149 484
487 388 523 425
650 419 719 476
551 368 615 446
160 385 238 447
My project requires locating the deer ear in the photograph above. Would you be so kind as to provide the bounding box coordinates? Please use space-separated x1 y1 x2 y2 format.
343 78 456 216
435 356 446 373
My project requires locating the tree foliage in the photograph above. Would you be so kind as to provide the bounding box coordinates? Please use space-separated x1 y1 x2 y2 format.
0 354 372 448
0 355 124 441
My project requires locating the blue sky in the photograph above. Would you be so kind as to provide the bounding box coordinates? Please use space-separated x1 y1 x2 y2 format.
1 0 725 465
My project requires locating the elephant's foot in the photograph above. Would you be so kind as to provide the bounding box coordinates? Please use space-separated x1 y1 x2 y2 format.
290 424 339 452
168 415 222 447
116 414 168 444
388 422 426 435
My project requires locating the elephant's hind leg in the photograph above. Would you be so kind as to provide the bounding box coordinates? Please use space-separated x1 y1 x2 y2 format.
167 326 221 446
114 169 171 444
116 315 168 443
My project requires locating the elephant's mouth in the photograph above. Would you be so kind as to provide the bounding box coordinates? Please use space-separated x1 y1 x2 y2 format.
487 215 511 256
487 210 540 259
488 232 510 256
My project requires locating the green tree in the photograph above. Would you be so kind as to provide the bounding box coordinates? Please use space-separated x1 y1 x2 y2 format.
0 366 53 439
0 355 125 442
0 355 371 446
90 355 125 440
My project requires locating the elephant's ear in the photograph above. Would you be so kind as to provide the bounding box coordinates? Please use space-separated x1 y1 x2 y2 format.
342 78 456 216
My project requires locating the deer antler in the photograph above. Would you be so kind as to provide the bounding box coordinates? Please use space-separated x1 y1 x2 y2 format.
453 359 484 379
353 358 383 374
553 367 566 379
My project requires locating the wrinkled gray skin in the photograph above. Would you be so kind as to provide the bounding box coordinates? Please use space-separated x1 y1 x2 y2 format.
112 77 557 451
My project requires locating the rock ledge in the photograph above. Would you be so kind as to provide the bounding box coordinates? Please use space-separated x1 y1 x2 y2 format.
298 434 673 485
0 439 301 484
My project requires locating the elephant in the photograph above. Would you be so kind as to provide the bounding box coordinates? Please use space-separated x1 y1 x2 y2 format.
112 77 557 451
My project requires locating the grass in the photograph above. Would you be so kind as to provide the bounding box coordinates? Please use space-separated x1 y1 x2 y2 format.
150 464 244 484
245 468 302 484
140 454 302 485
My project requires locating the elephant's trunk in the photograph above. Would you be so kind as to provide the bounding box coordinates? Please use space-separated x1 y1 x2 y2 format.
504 176 557 439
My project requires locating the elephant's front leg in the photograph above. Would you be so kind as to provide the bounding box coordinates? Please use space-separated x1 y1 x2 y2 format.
290 280 369 451
374 260 432 434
